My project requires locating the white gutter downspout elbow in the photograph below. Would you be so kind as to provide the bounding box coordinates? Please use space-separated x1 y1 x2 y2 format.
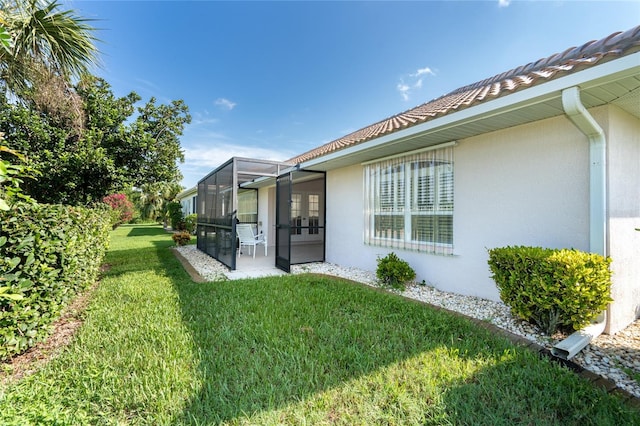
561 86 607 257
552 86 607 360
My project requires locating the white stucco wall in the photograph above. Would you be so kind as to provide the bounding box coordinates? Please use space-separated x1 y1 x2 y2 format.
606 105 640 333
178 194 197 216
257 186 275 246
326 114 591 302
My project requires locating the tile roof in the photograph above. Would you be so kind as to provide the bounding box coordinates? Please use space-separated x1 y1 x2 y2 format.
287 25 640 165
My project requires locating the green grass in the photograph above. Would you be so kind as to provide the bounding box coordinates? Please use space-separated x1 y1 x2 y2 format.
0 224 637 425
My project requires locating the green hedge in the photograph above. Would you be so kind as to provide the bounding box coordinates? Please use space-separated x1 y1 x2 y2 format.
0 203 111 360
488 246 612 335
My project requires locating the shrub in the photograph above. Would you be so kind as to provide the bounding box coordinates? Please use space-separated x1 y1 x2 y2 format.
184 213 197 234
488 246 612 335
376 252 416 291
172 231 191 246
167 201 184 230
102 193 134 229
0 144 38 210
0 202 111 360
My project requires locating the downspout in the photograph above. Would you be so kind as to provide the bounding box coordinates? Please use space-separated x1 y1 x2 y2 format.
551 86 607 360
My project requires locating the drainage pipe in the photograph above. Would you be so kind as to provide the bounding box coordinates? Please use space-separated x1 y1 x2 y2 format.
562 86 607 257
551 311 607 360
551 86 608 360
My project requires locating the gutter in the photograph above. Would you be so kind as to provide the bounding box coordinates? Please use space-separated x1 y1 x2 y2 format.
551 86 607 360
298 53 640 172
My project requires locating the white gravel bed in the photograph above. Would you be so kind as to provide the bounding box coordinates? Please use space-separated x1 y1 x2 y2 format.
175 245 640 399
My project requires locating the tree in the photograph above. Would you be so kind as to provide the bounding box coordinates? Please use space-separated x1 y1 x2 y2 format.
0 3 189 206
0 96 122 205
0 25 11 53
78 76 190 187
128 98 189 186
0 0 98 95
136 181 183 225
0 77 190 205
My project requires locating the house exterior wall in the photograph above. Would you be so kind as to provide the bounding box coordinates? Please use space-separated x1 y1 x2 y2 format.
179 193 197 216
257 186 275 246
326 114 591 302
606 105 640 333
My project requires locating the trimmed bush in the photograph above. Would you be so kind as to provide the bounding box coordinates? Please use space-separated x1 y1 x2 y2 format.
172 231 191 246
376 252 416 291
488 246 612 335
0 203 111 360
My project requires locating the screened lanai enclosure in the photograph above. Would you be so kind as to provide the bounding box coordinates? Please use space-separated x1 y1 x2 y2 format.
273 169 326 272
196 157 326 272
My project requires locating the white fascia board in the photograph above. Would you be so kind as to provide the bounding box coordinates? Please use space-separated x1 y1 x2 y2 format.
240 164 299 189
241 176 275 189
299 53 640 170
177 186 198 199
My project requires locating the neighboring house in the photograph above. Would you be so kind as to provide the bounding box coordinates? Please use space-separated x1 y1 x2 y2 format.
176 186 197 217
198 26 640 334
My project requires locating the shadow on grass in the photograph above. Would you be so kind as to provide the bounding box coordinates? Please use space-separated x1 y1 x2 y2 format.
168 270 639 423
171 275 481 424
107 226 638 424
126 224 171 237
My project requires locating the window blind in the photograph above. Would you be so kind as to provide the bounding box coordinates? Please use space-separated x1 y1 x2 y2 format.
364 145 454 255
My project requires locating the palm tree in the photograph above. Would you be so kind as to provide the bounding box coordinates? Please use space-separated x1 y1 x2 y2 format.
0 0 98 95
0 24 10 53
137 182 184 225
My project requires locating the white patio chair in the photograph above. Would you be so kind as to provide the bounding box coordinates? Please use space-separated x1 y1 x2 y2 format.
236 223 267 258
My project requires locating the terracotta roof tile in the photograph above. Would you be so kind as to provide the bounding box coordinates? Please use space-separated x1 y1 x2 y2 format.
287 25 640 165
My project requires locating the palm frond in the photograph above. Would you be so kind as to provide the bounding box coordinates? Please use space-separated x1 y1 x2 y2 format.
0 0 99 93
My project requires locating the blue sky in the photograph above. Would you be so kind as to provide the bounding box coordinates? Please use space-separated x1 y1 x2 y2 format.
64 1 639 190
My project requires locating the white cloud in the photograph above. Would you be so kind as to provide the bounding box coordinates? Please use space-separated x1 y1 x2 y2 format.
190 111 219 126
397 82 410 101
178 142 297 189
498 0 511 7
397 66 436 101
412 67 435 77
183 143 294 168
214 97 237 110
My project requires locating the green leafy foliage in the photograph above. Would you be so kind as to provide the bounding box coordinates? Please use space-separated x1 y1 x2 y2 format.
488 246 613 335
184 213 197 234
134 181 183 223
0 144 38 210
0 202 111 360
376 252 416 291
0 0 98 95
171 231 191 246
0 24 11 52
0 76 190 206
166 201 184 230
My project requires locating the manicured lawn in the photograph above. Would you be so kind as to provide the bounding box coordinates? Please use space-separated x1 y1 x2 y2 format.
0 224 637 425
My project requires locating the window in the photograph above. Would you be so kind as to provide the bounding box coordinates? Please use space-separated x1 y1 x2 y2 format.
237 190 258 223
308 194 320 235
364 145 453 254
291 193 302 235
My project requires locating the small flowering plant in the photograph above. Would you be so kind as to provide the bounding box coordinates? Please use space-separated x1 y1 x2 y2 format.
102 193 134 228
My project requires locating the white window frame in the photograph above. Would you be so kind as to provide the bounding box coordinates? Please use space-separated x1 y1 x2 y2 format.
364 144 454 255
